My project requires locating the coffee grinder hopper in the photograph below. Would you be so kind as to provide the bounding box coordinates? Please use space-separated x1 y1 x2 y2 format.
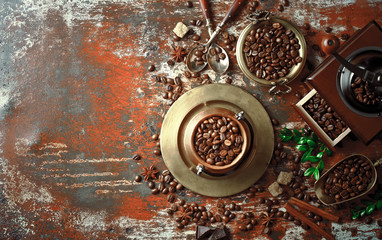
321 35 382 117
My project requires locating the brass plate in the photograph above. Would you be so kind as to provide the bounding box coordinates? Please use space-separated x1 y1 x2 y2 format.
160 84 274 197
236 16 307 86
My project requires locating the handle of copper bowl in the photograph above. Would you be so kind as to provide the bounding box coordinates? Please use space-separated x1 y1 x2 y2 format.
268 79 292 95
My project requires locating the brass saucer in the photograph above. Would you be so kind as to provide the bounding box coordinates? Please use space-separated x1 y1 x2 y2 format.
160 84 274 197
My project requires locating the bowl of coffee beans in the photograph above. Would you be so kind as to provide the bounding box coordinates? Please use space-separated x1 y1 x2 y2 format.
185 107 251 175
314 154 378 206
236 17 307 95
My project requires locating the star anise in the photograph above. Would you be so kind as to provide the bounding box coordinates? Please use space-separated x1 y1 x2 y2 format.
178 206 193 222
261 212 275 227
141 165 159 181
170 46 187 63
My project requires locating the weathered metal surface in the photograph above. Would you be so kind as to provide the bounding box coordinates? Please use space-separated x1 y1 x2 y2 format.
0 0 381 239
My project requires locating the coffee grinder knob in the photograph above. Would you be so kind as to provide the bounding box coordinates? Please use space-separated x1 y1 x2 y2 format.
321 35 341 55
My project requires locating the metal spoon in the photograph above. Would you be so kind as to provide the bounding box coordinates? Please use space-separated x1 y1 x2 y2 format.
186 0 244 73
198 0 229 74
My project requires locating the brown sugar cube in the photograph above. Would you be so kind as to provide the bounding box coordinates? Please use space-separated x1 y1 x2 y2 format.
173 22 189 38
268 182 283 197
277 171 294 185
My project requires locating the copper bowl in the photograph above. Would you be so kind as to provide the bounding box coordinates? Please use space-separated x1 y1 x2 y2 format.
183 107 251 175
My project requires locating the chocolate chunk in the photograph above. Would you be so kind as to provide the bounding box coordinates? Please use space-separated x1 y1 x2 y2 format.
196 225 214 239
208 226 229 240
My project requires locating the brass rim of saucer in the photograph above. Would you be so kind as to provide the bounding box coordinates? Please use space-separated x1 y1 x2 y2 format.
160 84 274 197
236 16 307 86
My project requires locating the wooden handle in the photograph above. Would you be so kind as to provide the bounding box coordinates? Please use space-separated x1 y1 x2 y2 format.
321 35 340 55
199 0 211 21
220 0 245 28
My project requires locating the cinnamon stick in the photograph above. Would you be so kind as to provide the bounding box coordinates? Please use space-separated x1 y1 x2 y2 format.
285 203 335 240
289 197 340 222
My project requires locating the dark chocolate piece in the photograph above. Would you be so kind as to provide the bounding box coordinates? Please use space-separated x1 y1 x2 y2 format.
196 225 213 239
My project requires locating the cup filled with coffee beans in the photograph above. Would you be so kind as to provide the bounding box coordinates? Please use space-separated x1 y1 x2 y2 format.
184 107 252 175
314 154 381 206
236 15 307 95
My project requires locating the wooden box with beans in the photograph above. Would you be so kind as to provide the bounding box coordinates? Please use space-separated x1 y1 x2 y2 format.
193 115 244 166
295 89 351 148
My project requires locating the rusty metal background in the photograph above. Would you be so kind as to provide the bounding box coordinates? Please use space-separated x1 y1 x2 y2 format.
0 0 381 239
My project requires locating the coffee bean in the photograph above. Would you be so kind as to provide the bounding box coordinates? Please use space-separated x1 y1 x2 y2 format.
378 219 382 227
263 227 271 234
186 1 193 8
351 76 381 106
153 149 161 156
365 217 373 224
132 154 141 160
303 23 310 30
340 33 350 40
151 188 159 194
148 181 155 189
184 71 192 78
148 64 155 72
134 175 142 182
192 35 200 41
325 27 332 33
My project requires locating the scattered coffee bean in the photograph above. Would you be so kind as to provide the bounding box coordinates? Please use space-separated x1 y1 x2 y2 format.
325 26 332 33
134 175 142 182
365 217 373 224
132 154 141 160
192 35 201 41
303 23 310 30
153 149 161 156
184 71 192 78
195 20 203 27
167 59 175 66
151 188 159 194
148 181 155 189
340 33 350 41
263 227 272 234
186 1 193 8
148 64 155 72
378 219 382 227
243 21 302 80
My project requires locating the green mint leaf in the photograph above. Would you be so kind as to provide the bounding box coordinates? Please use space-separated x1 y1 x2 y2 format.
366 204 375 215
298 137 307 145
301 150 312 162
313 168 320 180
296 144 308 152
316 152 324 158
352 210 360 220
305 156 321 163
281 135 293 142
284 127 293 136
304 167 315 176
360 209 366 217
317 159 324 172
293 129 302 137
307 139 317 148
